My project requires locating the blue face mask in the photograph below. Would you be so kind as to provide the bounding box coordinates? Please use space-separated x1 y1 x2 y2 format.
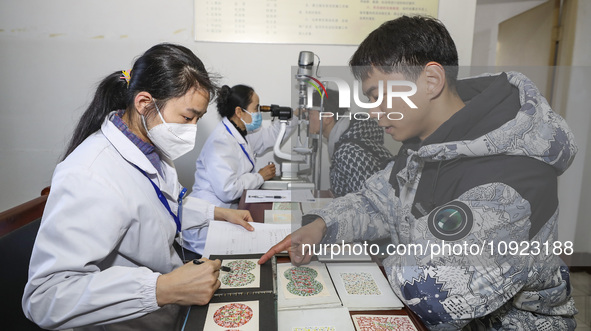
241 108 262 132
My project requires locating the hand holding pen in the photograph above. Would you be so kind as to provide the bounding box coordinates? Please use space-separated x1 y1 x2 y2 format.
194 259 231 272
156 258 222 306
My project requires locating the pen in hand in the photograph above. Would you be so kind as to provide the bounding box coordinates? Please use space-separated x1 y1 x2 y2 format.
193 259 231 272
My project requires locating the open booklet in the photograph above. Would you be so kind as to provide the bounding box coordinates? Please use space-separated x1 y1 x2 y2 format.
202 220 291 257
178 254 278 331
326 262 404 311
276 261 342 311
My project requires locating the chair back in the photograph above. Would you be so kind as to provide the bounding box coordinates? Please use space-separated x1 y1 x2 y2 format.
0 192 49 330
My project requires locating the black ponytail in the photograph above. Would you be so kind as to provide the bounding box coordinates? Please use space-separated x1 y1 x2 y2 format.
216 84 254 118
63 43 217 160
63 72 127 158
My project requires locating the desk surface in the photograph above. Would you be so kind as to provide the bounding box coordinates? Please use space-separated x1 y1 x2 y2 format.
238 189 428 331
238 189 333 222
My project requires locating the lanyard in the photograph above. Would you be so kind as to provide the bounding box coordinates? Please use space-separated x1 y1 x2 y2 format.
134 165 187 234
222 122 255 169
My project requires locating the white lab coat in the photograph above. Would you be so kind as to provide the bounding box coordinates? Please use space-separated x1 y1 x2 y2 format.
190 117 295 208
22 112 215 330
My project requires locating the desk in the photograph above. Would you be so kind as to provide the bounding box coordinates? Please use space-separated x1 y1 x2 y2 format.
237 190 428 331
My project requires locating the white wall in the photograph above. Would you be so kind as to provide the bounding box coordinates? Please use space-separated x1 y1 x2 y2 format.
471 0 546 66
559 0 591 253
3 0 585 253
0 0 477 211
471 0 591 251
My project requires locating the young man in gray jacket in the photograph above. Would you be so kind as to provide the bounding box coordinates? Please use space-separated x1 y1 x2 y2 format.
261 16 578 330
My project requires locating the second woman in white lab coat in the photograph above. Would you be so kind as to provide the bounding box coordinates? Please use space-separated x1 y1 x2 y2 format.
184 85 295 253
191 84 299 207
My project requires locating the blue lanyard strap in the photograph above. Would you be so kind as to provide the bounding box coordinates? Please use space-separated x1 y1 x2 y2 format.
222 122 255 169
134 165 187 234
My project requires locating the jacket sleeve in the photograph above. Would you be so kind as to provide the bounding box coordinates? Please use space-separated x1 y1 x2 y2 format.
201 134 264 203
391 182 538 330
181 195 215 230
307 161 396 244
22 165 161 330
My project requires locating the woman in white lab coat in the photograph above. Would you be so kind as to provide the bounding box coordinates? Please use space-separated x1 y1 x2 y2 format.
190 84 300 207
183 84 295 254
22 44 254 331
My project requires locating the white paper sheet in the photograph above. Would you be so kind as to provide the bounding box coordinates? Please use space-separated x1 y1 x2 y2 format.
290 189 316 202
202 221 291 257
278 307 355 331
244 189 318 203
245 189 291 203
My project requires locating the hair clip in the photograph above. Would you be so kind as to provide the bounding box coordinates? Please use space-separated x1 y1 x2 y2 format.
120 69 131 86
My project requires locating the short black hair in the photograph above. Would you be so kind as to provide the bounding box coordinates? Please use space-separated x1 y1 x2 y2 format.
312 88 348 116
350 16 458 88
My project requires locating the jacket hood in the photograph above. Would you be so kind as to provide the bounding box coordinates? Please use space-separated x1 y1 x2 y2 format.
415 71 577 175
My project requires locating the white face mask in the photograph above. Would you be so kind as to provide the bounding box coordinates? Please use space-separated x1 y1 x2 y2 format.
142 101 197 160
